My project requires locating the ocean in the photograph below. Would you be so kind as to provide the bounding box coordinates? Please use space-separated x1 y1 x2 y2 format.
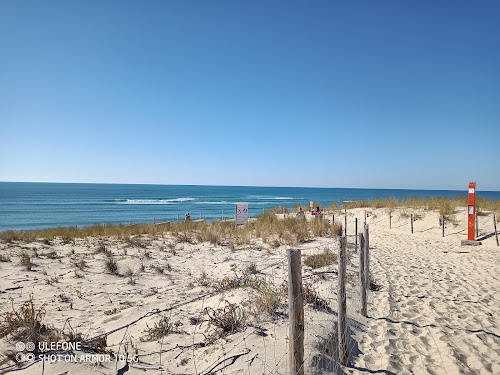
1 182 499 232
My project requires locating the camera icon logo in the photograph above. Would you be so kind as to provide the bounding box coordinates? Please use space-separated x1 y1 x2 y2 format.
15 342 25 352
15 353 24 362
26 342 35 352
26 353 35 361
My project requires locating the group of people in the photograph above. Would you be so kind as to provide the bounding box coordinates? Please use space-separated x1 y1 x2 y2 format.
296 206 322 216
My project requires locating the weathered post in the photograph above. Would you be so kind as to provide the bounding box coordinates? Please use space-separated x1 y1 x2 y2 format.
364 209 367 224
222 210 224 221
287 249 304 375
344 214 347 237
332 214 335 225
475 213 478 238
355 218 358 250
389 211 392 229
442 216 445 237
364 224 370 293
411 214 414 234
153 217 155 224
494 215 499 246
177 214 179 224
359 233 366 316
338 237 348 366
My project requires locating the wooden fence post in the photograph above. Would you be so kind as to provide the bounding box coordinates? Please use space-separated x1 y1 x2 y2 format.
222 210 224 221
344 214 347 237
364 224 370 294
389 211 392 229
287 249 304 375
355 218 358 250
494 215 499 246
442 216 445 237
475 213 478 238
364 209 367 224
411 214 413 234
359 233 366 317
332 214 335 225
177 214 179 224
338 236 348 366
153 217 155 224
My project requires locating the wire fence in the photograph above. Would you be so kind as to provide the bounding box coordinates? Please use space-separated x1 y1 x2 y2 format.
0 228 368 375
2 209 497 374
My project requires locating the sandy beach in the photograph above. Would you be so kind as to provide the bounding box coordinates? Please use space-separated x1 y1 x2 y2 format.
0 207 499 375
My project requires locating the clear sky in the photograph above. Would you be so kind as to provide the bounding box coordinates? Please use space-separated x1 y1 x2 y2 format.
1 1 499 190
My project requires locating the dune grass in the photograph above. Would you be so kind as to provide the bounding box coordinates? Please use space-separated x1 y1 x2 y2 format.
1 196 498 243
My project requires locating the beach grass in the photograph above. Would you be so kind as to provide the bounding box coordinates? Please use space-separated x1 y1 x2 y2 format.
1 197 499 243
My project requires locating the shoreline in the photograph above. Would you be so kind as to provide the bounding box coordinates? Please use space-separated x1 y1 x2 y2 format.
1 195 499 237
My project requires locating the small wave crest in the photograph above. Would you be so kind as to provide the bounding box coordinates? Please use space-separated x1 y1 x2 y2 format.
249 196 295 200
115 197 197 205
195 201 230 205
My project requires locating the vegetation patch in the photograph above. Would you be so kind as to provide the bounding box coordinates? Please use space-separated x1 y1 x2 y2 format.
203 302 247 343
142 316 184 341
304 251 337 269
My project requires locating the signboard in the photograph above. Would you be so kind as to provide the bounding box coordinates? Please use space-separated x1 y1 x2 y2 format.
235 203 248 225
468 182 476 241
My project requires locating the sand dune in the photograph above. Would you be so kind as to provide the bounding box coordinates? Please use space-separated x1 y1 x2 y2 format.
0 207 498 374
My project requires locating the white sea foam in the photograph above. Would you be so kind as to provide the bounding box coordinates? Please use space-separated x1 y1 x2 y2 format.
196 201 230 205
250 196 294 200
118 198 197 205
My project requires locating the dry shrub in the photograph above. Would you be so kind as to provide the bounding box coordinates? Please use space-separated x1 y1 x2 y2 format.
280 280 328 309
385 197 398 209
439 199 456 216
203 302 247 343
401 196 427 209
329 202 340 210
346 200 369 209
104 256 119 275
311 219 330 237
304 251 337 269
246 262 258 274
0 296 47 339
0 253 11 262
303 282 329 309
0 222 170 243
19 251 32 271
332 222 343 237
71 257 86 271
142 316 183 341
370 198 386 209
95 244 112 256
253 283 286 318
400 210 410 219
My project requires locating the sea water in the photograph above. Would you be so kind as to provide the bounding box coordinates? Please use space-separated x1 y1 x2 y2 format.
1 182 499 231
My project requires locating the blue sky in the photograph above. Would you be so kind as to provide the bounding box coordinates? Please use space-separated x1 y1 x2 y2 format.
1 1 499 190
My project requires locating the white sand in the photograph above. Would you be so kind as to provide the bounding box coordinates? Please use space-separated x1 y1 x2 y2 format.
0 207 498 374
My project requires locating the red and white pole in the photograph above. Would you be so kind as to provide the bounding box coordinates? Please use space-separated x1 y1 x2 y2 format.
467 182 476 241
